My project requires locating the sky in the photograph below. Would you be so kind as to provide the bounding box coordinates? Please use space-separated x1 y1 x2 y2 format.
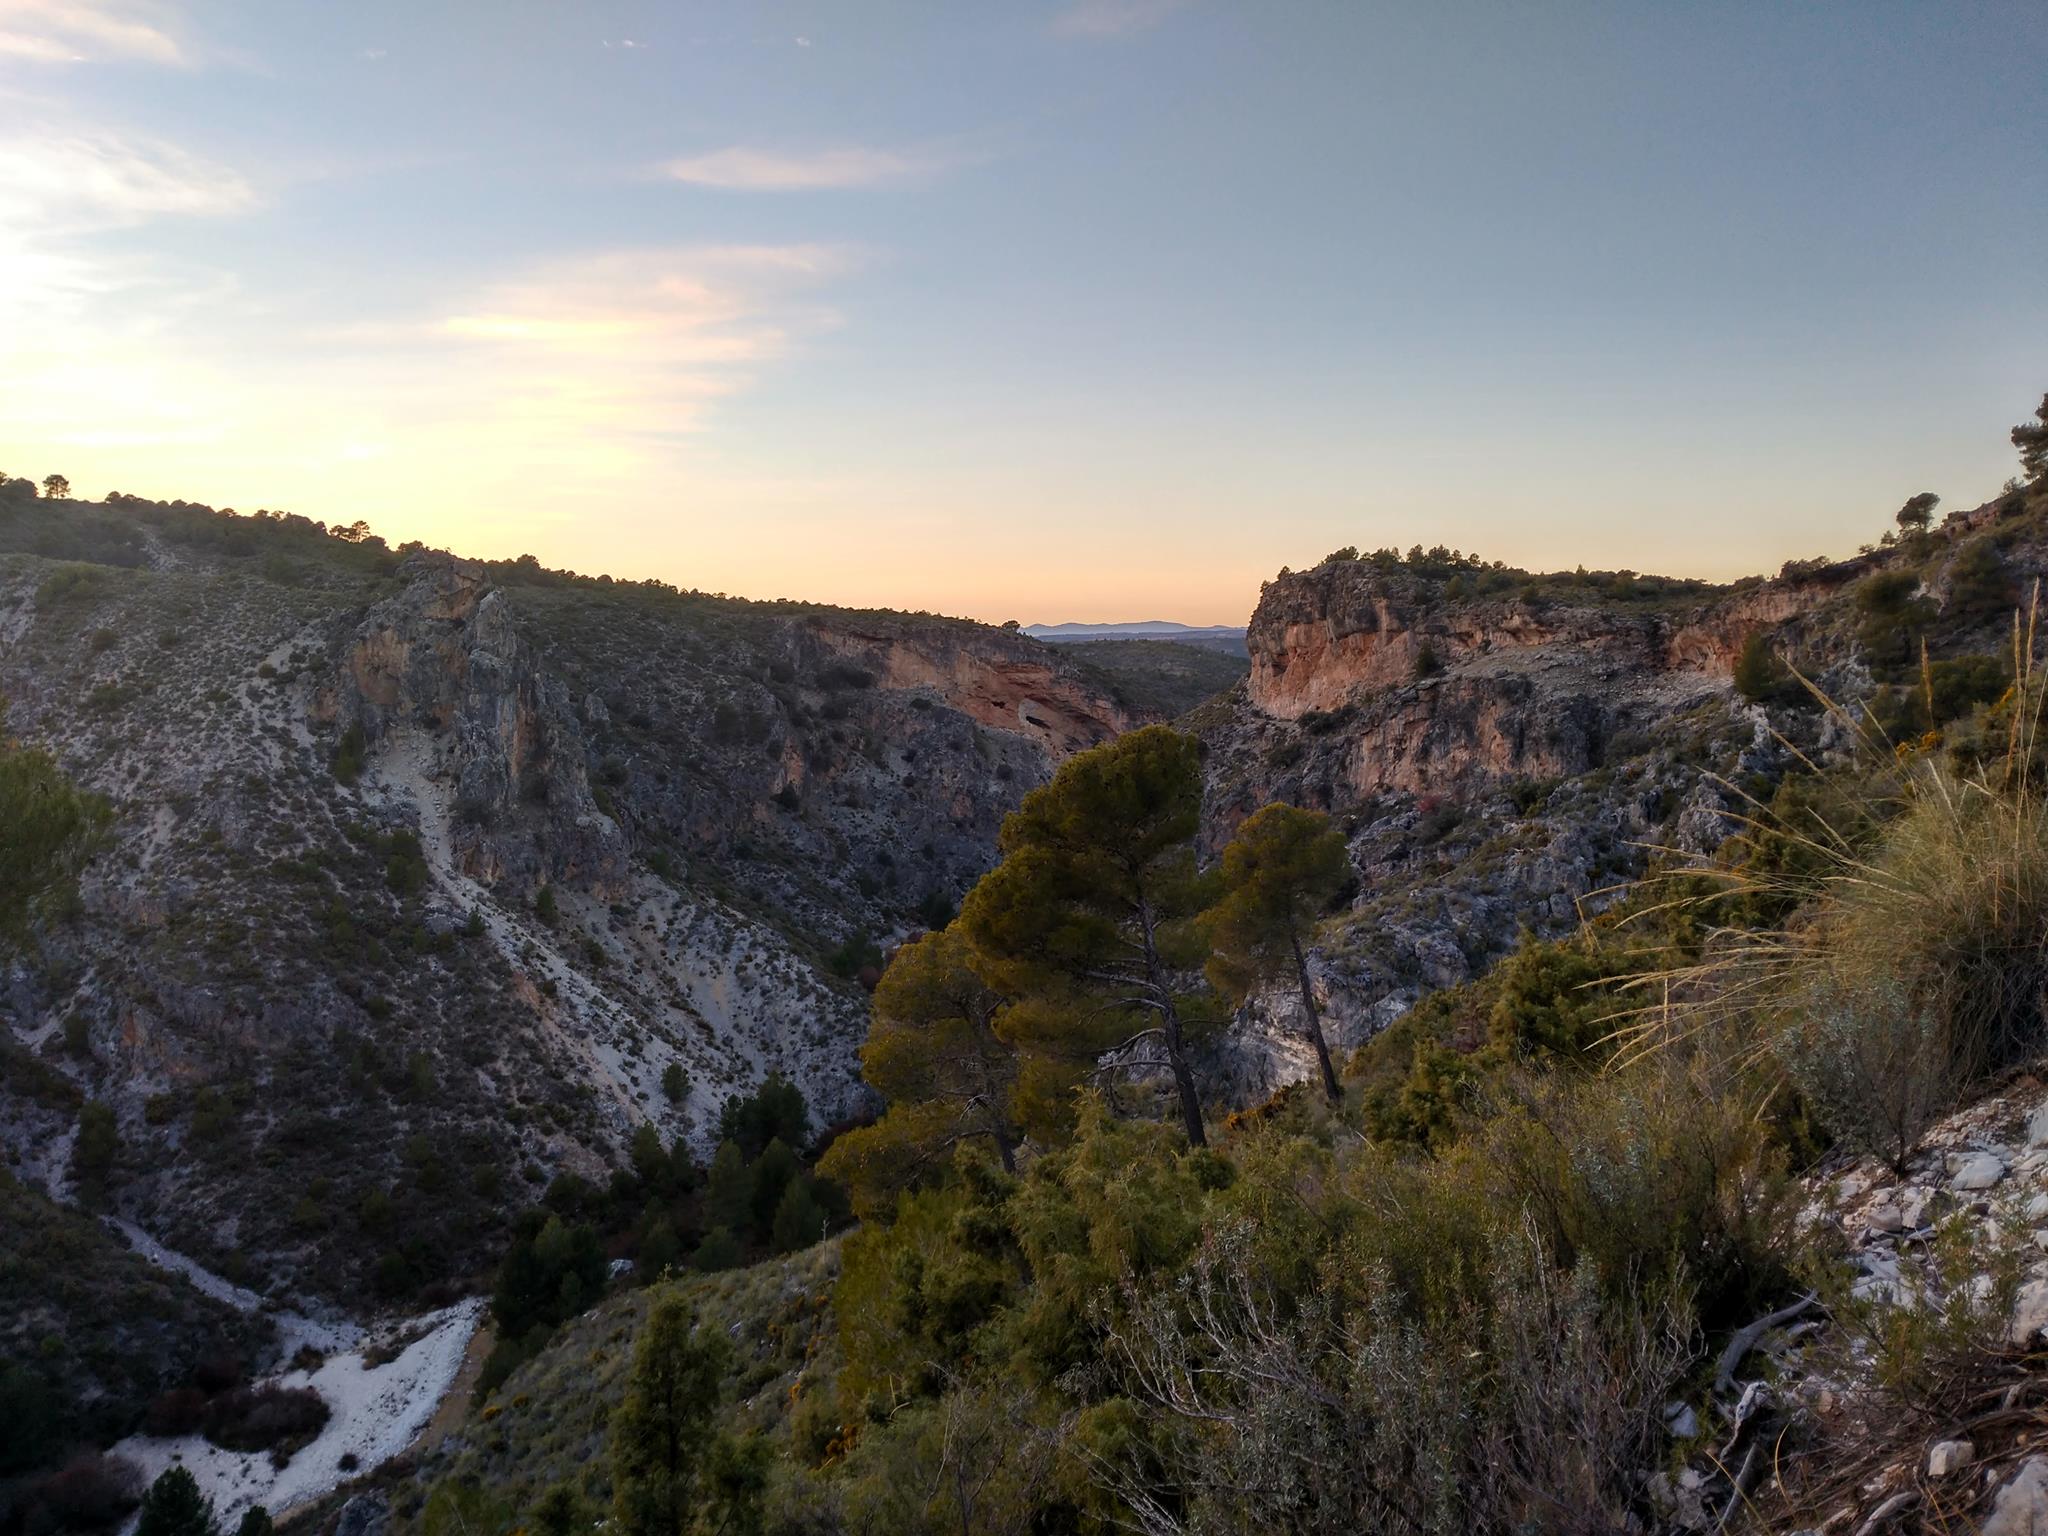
1 2 2044 626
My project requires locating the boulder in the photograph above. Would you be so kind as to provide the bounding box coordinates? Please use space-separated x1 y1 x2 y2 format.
2028 1098 2048 1147
1926 1439 1973 1477
1983 1456 2048 1536
1951 1151 2007 1191
2011 1279 2048 1347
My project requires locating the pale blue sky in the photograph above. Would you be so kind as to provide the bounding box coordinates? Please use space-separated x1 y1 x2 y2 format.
2 1 2043 622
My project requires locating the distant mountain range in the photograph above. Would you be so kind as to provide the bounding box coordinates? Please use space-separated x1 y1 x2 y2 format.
1025 620 1248 649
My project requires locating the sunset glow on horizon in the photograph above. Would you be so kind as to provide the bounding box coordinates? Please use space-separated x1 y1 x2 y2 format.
3 2 2044 628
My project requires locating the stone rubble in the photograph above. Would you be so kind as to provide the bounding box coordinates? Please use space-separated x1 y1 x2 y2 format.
1655 1081 2048 1532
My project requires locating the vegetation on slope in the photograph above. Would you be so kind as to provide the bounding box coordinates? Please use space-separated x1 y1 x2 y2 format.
1061 638 1248 719
0 1171 272 1487
390 506 2048 1532
12 397 2048 1532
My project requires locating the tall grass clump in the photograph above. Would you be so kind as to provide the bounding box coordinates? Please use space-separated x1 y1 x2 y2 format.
1619 598 2048 1168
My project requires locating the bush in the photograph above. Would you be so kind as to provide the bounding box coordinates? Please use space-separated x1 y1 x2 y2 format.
201 1382 330 1453
693 1226 741 1272
144 1386 208 1436
1471 1057 1794 1326
1945 538 2016 625
1780 973 1954 1173
331 723 368 785
40 1453 143 1530
1096 1221 1695 1535
135 1465 214 1536
35 564 109 609
1733 631 1799 705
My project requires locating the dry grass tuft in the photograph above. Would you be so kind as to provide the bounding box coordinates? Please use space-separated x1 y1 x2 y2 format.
1608 593 2048 1165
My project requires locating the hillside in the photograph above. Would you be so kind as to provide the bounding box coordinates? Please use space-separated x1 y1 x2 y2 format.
1060 637 1250 718
6 480 2042 1301
1188 486 2045 1092
0 491 1137 1308
10 437 2048 1536
0 1168 273 1474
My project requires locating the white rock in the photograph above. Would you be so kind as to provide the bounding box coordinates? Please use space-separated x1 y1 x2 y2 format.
2011 1279 2048 1346
1952 1151 2007 1190
1664 1403 1699 1439
1927 1439 1974 1477
2027 1191 2048 1223
1854 1251 1908 1306
1865 1203 1905 1232
2028 1099 2048 1147
1984 1455 2048 1536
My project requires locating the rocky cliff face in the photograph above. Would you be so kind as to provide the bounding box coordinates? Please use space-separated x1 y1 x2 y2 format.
5 484 2042 1303
805 617 1130 758
322 558 630 896
1199 489 2046 1094
0 506 1138 1306
1247 567 1668 720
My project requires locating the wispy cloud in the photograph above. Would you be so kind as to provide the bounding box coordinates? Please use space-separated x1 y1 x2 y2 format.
0 0 186 65
0 129 253 228
657 144 940 191
1050 0 1189 38
0 121 256 473
431 244 846 436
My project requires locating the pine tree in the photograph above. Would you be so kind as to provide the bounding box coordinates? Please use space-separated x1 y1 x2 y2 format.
0 708 110 947
692 1226 741 1272
769 1176 825 1253
1202 803 1352 1102
610 1292 726 1536
961 726 1218 1144
2015 392 2048 484
1894 491 1939 534
136 1467 218 1536
748 1139 798 1239
630 1122 669 1192
234 1507 273 1536
703 1140 753 1234
817 927 1020 1217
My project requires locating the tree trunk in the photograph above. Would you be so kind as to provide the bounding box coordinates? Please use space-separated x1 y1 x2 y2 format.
1291 933 1343 1103
1160 998 1207 1147
993 1129 1019 1174
1138 892 1207 1146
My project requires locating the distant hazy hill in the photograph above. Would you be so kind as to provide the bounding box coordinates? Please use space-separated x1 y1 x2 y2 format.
1025 620 1248 656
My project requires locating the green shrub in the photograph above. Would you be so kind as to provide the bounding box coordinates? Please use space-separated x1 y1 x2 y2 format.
35 563 109 609
1779 973 1953 1172
1733 631 1799 704
74 1102 119 1195
331 723 368 785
